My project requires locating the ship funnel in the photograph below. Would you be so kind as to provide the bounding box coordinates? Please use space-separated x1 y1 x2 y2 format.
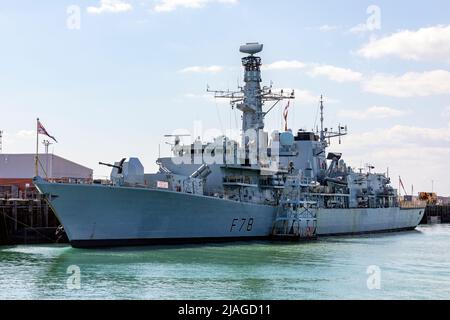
240 43 263 55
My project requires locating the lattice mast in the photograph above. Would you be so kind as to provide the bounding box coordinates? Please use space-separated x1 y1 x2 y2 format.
208 43 295 146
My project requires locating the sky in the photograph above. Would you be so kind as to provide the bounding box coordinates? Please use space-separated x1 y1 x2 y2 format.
0 0 449 195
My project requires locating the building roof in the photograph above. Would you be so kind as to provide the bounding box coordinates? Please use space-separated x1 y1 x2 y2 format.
0 154 93 179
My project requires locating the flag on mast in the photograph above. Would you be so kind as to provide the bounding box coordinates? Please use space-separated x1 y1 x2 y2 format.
37 120 57 143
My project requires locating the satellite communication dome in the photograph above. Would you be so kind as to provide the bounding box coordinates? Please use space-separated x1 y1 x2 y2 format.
239 43 263 55
280 131 295 147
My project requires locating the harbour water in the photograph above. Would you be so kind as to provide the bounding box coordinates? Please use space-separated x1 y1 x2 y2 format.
0 224 449 300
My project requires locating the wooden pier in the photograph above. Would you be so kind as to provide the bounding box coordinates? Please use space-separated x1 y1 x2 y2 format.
421 205 450 224
0 197 67 245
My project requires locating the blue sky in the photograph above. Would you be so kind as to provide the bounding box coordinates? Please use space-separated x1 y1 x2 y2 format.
1 0 449 195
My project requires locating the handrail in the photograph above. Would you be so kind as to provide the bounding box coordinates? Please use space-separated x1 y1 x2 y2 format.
399 200 427 209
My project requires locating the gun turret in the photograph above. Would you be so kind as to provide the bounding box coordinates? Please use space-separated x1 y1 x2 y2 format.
99 158 126 175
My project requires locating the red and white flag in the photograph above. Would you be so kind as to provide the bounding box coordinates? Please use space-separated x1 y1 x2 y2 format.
37 120 57 143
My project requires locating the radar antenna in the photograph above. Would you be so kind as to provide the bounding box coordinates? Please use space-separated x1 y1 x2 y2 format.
207 42 295 136
42 139 53 154
365 163 375 173
318 95 348 146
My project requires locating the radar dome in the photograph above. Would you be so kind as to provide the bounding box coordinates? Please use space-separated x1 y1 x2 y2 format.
240 43 263 55
280 131 294 146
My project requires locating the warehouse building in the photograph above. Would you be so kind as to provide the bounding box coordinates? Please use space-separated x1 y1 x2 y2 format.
0 153 93 196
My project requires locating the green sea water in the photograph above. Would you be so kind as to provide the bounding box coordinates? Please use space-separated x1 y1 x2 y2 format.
1 224 449 300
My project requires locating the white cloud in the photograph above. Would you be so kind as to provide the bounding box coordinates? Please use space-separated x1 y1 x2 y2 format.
309 65 363 83
2 130 34 150
319 25 339 32
358 25 450 63
349 23 371 34
293 89 319 104
338 106 410 120
277 88 338 105
262 60 306 71
443 106 450 117
153 0 238 13
87 0 133 14
16 130 35 138
179 59 362 87
305 25 340 32
344 124 450 150
339 124 450 195
262 61 362 83
362 70 450 97
185 93 229 105
179 65 224 73
179 60 306 74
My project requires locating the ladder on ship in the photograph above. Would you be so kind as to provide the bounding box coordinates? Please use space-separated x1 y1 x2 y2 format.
271 200 318 241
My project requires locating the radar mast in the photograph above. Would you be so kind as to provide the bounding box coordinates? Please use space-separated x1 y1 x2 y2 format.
318 95 348 146
208 42 295 146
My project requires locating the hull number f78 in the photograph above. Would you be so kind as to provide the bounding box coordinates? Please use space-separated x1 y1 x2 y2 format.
230 218 254 232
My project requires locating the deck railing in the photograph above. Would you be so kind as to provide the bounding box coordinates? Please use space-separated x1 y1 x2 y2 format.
399 200 427 209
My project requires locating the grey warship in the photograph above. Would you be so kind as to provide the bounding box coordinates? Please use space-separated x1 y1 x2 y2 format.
34 43 426 248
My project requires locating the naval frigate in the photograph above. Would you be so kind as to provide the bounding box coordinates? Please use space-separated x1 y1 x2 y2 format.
34 43 426 248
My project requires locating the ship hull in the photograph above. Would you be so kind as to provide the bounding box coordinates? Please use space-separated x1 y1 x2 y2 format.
317 207 424 236
34 180 426 248
35 180 277 247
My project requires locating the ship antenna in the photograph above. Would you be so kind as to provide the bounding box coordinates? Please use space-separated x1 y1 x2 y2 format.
206 42 295 146
320 95 325 143
319 95 348 146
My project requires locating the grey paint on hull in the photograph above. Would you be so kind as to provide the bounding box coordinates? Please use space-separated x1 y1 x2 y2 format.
37 181 276 242
35 180 425 247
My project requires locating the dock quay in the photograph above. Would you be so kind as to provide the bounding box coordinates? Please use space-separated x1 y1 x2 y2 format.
421 205 450 224
0 152 93 245
0 197 67 245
